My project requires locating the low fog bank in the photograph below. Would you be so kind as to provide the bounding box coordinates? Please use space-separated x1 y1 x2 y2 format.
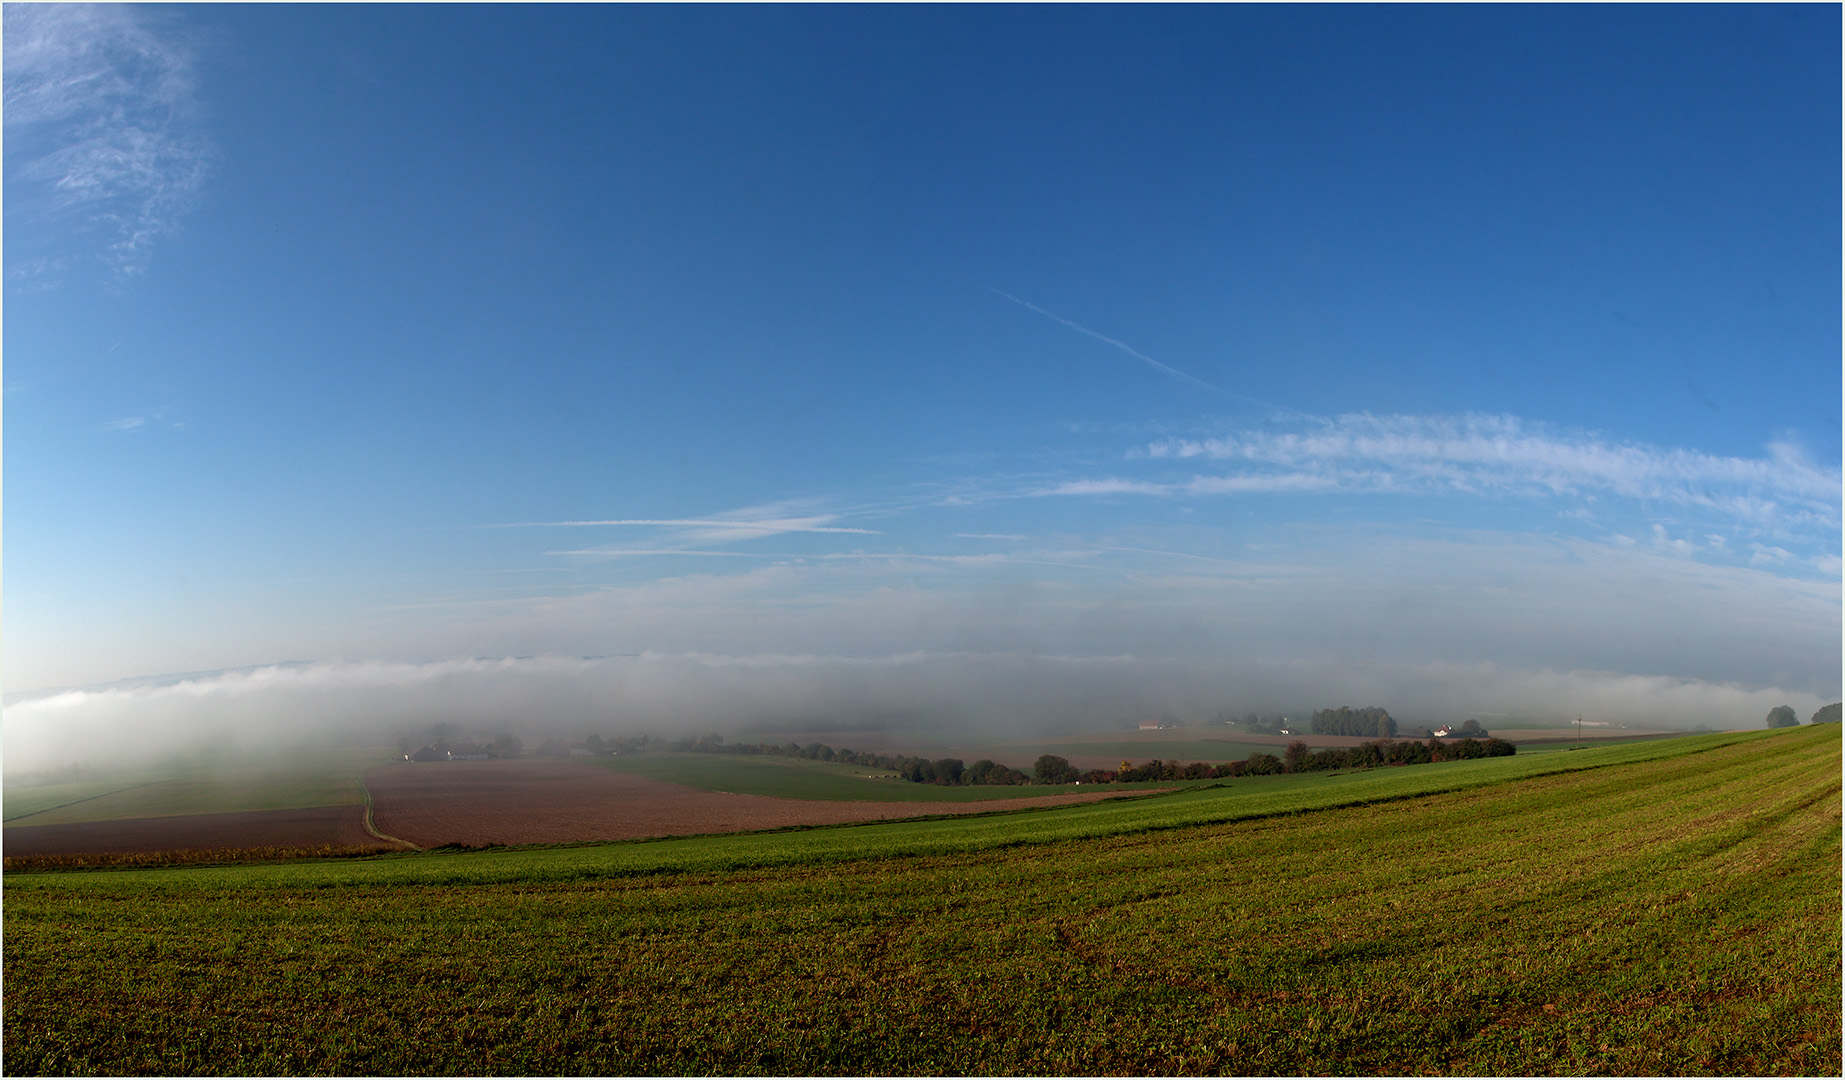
4 652 1831 777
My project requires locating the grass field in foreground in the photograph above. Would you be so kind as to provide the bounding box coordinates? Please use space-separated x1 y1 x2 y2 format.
4 726 1836 1075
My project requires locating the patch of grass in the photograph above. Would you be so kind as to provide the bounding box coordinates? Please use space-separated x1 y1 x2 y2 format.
4 726 1834 1075
2 779 160 823
3 747 388 826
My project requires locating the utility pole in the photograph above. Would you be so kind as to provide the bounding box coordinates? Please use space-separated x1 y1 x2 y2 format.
1575 715 1583 750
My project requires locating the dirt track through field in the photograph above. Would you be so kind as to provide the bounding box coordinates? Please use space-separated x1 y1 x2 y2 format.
364 759 1143 847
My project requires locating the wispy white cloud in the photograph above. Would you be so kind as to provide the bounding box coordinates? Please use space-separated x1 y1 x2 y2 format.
1132 413 1839 523
1013 413 1843 548
1038 478 1174 497
103 416 146 432
500 502 889 566
4 4 215 278
486 515 879 540
543 548 785 559
954 533 1028 541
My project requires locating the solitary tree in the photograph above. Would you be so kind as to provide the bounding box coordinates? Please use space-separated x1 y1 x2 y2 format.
1033 754 1079 785
1811 703 1842 725
1765 705 1799 728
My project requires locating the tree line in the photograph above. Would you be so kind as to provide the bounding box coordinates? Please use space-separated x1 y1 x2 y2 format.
1766 703 1841 728
594 734 1517 786
1310 706 1398 738
590 733 1035 786
1074 737 1516 782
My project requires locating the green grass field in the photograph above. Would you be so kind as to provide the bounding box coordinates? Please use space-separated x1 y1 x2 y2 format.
5 726 1836 1074
2 746 384 827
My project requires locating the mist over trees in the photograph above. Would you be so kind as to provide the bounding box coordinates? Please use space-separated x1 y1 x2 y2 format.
1765 705 1799 728
1311 706 1397 738
1224 713 1291 735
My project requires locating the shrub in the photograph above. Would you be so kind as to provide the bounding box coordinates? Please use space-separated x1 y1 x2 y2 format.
1245 752 1283 775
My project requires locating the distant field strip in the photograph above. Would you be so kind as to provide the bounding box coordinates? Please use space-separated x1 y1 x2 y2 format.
361 758 1142 849
1 780 161 823
4 726 1834 1075
592 751 1130 801
3 754 372 827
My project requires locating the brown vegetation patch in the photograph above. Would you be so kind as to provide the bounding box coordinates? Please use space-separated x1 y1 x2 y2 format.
2 805 372 858
5 844 396 873
364 759 1144 847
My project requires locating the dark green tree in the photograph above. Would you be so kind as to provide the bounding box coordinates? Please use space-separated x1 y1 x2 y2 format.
1244 752 1283 775
1766 705 1799 728
1810 703 1842 724
1310 706 1397 738
1033 754 1079 785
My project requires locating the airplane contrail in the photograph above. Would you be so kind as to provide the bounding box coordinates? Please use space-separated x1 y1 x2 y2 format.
990 288 1227 395
991 289 1311 419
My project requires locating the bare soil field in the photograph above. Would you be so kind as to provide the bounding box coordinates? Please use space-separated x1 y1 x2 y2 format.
2 805 372 857
364 759 1143 847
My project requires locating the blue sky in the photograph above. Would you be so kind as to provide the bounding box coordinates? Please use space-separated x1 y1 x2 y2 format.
5 5 1838 767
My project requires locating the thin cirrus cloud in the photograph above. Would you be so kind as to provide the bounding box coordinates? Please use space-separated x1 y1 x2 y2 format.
489 515 882 562
1037 412 1839 538
494 508 885 561
486 517 878 537
3 4 216 278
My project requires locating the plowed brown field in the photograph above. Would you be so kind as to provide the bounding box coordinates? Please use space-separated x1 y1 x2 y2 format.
364 759 1141 847
2 806 372 857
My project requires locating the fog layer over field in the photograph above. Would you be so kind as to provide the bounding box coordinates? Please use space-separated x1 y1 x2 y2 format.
6 649 1835 777
8 525 1842 776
